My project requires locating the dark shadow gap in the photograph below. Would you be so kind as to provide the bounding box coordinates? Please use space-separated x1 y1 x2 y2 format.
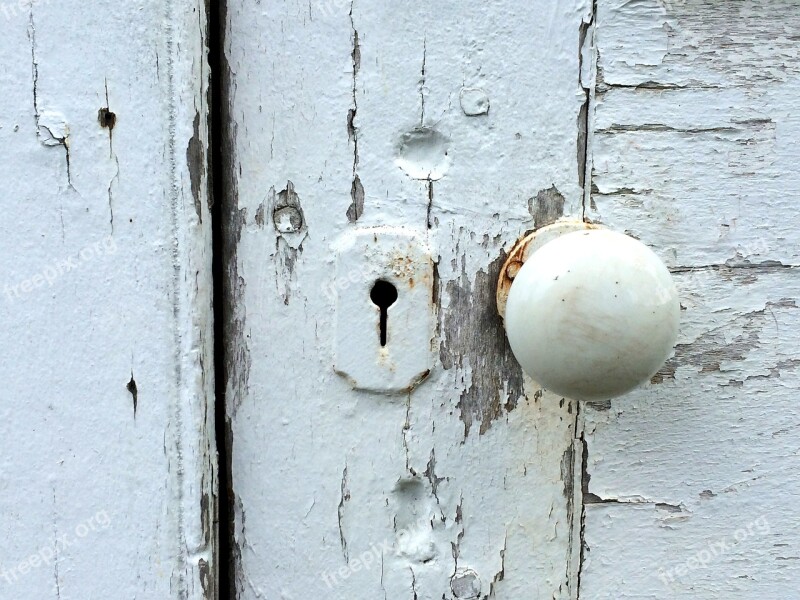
208 0 233 596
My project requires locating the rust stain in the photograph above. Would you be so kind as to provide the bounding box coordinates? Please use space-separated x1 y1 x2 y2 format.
496 222 602 319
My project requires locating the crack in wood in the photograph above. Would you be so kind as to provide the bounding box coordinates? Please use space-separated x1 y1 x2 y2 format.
338 464 351 562
346 3 362 222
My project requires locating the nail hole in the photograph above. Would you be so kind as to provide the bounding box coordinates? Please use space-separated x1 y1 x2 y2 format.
98 108 116 130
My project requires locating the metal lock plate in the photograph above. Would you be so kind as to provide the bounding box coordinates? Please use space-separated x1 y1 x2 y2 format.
332 227 434 394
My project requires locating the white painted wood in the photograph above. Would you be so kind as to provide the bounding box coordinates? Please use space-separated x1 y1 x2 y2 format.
0 1 215 598
581 272 800 598
588 0 800 267
222 0 592 597
582 1 800 597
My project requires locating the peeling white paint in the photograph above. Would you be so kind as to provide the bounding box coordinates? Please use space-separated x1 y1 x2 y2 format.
0 1 215 597
583 1 800 597
224 0 592 597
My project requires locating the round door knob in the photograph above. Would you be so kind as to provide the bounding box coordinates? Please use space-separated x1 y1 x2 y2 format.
497 223 680 401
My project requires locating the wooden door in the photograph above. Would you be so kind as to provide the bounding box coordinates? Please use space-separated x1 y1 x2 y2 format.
3 1 798 599
222 1 800 599
221 1 590 598
0 1 215 598
581 1 800 597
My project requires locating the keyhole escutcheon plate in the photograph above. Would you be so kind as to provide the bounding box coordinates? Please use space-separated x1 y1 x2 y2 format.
333 227 434 394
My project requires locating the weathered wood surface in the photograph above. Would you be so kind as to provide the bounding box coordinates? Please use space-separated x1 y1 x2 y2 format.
222 0 593 597
582 1 800 597
0 1 215 597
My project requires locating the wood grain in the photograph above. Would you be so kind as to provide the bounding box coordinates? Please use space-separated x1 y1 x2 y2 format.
0 0 215 597
582 1 800 597
222 0 592 597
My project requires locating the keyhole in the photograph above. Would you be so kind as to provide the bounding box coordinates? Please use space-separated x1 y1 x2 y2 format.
370 280 398 347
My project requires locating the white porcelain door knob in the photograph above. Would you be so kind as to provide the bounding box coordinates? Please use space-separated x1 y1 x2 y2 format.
500 225 680 401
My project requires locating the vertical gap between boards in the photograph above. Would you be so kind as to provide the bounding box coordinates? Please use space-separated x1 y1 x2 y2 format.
208 0 233 596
